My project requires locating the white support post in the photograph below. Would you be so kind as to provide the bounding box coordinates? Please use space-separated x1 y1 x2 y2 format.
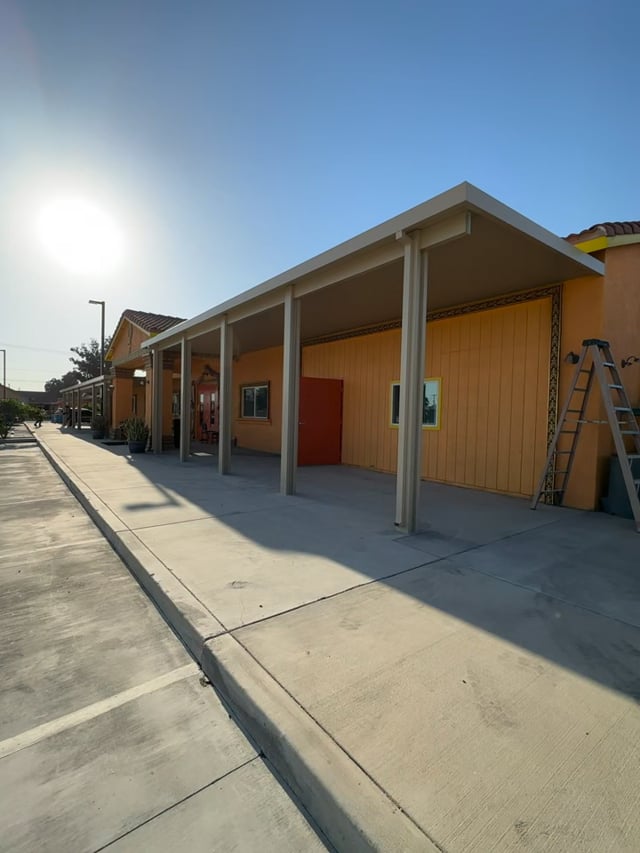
91 384 96 421
218 317 233 475
74 389 80 429
151 348 163 453
395 233 428 533
179 336 191 462
280 287 301 495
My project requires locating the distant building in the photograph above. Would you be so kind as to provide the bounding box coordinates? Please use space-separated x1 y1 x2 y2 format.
0 385 60 412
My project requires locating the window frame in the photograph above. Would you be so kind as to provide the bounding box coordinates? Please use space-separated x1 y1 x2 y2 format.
240 382 270 420
390 378 441 430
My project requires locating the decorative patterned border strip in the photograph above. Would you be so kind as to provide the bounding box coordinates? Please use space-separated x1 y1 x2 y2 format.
302 284 562 346
544 286 562 503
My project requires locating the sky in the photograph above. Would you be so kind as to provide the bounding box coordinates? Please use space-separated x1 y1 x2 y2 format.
1 0 639 390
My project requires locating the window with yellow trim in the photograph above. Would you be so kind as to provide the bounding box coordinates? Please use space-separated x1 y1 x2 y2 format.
390 378 441 429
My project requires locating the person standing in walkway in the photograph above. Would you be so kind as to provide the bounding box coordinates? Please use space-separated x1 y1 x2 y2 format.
34 409 44 428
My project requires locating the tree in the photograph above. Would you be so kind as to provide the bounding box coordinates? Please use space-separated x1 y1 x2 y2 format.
69 336 112 381
45 370 82 396
0 398 37 437
43 335 112 395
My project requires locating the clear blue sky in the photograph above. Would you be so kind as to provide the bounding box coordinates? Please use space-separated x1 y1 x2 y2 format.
1 0 638 389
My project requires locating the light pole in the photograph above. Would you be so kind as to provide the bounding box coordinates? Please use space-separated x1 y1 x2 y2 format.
88 299 105 375
89 300 106 422
0 349 5 399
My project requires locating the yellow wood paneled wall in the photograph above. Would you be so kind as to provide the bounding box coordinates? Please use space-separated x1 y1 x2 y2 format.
303 297 551 496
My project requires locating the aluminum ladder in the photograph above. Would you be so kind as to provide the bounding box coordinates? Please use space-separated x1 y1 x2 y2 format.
531 338 640 531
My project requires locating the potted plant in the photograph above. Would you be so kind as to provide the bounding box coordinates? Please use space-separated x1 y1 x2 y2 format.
91 413 107 440
123 416 149 454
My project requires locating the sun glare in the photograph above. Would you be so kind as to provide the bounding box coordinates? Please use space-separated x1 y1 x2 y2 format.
36 197 124 275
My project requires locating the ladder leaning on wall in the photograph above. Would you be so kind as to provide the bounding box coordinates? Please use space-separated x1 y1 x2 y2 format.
531 338 640 532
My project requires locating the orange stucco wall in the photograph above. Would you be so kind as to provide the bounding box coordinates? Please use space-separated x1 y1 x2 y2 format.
558 250 640 509
109 321 149 362
233 346 283 453
599 244 640 502
175 349 285 451
303 298 552 497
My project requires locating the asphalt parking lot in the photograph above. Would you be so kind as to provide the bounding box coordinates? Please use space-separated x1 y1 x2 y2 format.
0 440 326 852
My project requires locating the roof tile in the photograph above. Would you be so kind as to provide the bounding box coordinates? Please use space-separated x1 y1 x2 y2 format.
566 221 640 243
122 309 185 334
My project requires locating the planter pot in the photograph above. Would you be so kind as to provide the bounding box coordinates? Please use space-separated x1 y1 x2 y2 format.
128 439 147 454
92 429 105 440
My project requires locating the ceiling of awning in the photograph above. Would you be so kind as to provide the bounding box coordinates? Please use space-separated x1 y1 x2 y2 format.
153 184 604 359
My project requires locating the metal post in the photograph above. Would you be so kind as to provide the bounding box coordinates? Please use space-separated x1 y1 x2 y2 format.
280 287 301 495
218 318 233 475
179 336 191 462
151 348 163 453
89 299 107 431
0 349 5 399
395 234 428 533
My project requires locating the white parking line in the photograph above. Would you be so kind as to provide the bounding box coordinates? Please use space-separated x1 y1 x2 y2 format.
0 662 199 760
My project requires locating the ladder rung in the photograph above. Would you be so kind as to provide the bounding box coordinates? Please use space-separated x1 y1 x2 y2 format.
555 450 572 454
614 407 632 412
567 409 582 413
603 362 616 367
574 386 589 392
609 384 623 390
579 369 591 373
621 430 640 435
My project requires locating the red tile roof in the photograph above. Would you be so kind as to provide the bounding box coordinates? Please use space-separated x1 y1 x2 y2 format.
122 309 185 334
566 221 640 244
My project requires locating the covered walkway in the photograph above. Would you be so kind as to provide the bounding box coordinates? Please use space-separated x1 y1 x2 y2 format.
143 183 604 533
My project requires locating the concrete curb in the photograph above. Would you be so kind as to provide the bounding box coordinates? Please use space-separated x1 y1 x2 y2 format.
35 435 225 659
36 432 437 853
203 634 437 853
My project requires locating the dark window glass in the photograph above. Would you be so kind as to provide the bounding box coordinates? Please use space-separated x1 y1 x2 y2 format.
242 387 255 418
255 386 268 419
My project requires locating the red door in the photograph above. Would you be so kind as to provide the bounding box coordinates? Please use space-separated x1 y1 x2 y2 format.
298 377 343 466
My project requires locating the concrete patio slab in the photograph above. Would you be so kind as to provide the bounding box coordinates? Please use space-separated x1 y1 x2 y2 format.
234 557 640 852
445 511 640 627
134 502 438 629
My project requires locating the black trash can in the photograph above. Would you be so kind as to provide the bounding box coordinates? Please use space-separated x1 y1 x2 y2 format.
602 453 640 518
173 417 180 449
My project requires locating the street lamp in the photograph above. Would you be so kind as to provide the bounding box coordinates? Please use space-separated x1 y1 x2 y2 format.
88 299 105 375
0 349 5 399
89 299 107 422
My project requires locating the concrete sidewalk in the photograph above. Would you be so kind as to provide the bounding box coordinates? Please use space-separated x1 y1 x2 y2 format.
34 423 640 852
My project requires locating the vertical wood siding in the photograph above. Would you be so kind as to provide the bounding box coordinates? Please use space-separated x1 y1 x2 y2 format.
302 297 551 496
